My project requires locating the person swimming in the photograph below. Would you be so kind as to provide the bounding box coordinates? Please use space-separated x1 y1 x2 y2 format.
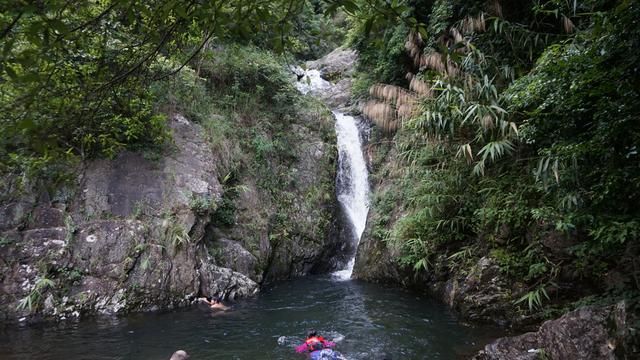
169 350 189 360
295 330 345 360
197 295 230 311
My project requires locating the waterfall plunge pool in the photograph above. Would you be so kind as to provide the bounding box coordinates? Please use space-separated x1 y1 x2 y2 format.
1 277 502 359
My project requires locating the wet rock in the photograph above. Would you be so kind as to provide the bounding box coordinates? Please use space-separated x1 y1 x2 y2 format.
80 114 221 219
170 350 190 360
72 220 146 279
0 115 236 321
0 201 34 231
199 260 258 300
303 48 357 110
307 48 358 80
214 237 259 281
452 257 519 324
474 302 637 360
28 205 65 229
224 108 337 282
1 76 338 321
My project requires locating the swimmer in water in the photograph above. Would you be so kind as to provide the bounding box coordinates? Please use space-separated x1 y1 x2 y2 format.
198 295 230 311
295 330 345 360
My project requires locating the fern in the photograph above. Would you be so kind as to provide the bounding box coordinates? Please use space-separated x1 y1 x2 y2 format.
515 286 550 311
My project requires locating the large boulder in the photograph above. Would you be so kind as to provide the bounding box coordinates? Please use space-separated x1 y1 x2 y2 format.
304 47 358 110
474 302 637 360
307 47 358 80
442 256 521 325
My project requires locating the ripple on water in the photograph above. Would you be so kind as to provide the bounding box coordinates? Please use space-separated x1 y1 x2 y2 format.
0 277 503 359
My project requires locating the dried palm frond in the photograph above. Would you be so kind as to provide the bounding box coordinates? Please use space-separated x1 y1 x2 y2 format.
488 0 503 18
397 103 416 122
421 52 460 78
362 101 399 132
405 42 422 68
457 143 474 163
445 60 460 78
480 114 494 129
405 31 425 68
461 13 486 33
409 77 433 97
561 15 575 33
450 27 464 44
448 27 469 54
369 84 417 106
421 52 446 73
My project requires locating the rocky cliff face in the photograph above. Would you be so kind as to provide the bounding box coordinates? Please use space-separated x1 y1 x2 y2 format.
210 103 338 282
0 105 337 322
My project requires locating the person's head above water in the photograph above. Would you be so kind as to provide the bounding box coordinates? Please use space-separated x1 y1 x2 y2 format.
307 330 318 339
169 350 189 360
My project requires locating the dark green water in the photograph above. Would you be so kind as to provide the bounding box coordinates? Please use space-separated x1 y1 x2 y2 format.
0 277 501 359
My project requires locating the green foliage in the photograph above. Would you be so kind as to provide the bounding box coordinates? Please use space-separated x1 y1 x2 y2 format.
350 23 409 86
17 276 55 313
190 194 218 215
200 45 301 118
515 286 550 312
361 0 639 315
212 173 249 228
0 237 9 247
163 218 190 251
1 0 339 194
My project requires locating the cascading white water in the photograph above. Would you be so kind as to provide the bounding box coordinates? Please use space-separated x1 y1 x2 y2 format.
294 67 370 280
294 69 331 95
331 111 370 280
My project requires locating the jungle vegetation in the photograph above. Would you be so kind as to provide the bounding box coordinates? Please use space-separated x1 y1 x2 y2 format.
350 0 639 316
1 0 638 317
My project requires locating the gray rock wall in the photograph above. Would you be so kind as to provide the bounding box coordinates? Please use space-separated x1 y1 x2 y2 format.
0 115 259 322
1 93 338 322
212 106 338 282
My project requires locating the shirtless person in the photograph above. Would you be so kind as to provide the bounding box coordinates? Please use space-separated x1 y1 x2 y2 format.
198 296 230 310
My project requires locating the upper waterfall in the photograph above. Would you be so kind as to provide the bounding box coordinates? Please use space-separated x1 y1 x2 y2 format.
294 69 332 95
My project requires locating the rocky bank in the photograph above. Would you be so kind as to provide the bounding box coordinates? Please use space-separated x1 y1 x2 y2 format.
0 99 337 322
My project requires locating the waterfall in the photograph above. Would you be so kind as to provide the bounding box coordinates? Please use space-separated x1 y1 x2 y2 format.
331 111 370 280
294 67 370 280
294 69 331 95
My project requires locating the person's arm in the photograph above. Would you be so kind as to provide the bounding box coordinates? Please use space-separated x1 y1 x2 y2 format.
295 343 308 353
323 340 336 348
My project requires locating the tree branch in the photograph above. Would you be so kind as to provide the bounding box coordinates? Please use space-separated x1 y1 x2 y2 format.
0 12 23 41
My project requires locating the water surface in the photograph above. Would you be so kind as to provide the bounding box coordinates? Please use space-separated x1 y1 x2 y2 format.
1 277 500 359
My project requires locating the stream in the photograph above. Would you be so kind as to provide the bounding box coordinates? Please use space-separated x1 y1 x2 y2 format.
0 277 500 359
